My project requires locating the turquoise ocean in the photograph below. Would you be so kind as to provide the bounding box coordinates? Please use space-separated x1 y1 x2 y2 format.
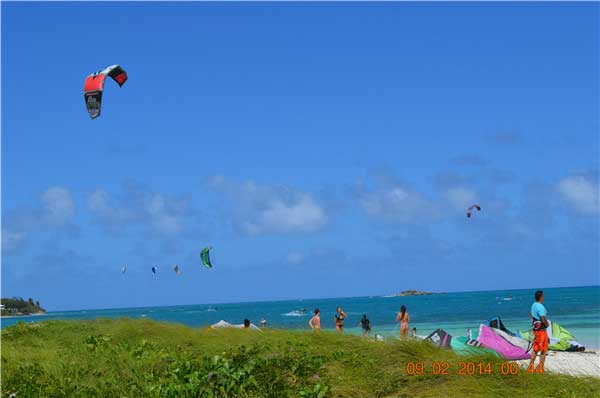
2 286 599 348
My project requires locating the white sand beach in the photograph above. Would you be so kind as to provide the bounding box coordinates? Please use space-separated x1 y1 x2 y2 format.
517 351 600 378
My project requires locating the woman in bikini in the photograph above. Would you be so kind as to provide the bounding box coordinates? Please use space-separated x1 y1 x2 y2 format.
396 305 410 339
334 306 347 334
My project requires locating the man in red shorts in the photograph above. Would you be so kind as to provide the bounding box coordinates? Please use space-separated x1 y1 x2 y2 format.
528 290 549 372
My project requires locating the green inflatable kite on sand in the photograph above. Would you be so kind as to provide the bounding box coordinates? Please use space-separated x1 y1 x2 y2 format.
519 321 584 352
451 336 500 357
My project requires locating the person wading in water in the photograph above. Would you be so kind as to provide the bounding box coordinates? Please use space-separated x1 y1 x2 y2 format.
334 307 347 334
396 305 410 339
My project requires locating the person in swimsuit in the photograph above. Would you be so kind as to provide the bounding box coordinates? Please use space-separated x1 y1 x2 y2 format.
334 306 347 334
396 305 410 339
359 314 371 337
309 308 321 330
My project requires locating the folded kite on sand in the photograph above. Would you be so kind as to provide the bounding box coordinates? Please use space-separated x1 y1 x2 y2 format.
477 324 531 360
519 321 585 352
425 329 452 348
451 336 500 357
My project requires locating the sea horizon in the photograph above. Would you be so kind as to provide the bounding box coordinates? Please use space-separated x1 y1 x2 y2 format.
8 283 599 314
3 285 599 349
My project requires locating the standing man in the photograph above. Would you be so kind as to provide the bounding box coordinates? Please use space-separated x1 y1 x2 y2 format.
528 290 549 372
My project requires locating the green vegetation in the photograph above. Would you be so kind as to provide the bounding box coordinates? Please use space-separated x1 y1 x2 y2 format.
1 297 45 316
1 319 598 398
398 290 434 296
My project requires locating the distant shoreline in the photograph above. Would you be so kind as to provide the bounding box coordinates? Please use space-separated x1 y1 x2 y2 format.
1 312 47 319
383 290 441 297
382 290 446 298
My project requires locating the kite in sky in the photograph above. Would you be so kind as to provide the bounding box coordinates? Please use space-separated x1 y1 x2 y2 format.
173 265 182 275
201 247 213 269
83 65 128 119
466 204 482 218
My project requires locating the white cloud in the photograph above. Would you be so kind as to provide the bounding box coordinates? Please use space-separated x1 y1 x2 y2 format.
2 186 76 254
2 229 26 253
209 176 328 236
242 195 326 235
357 184 440 223
87 185 188 237
88 189 121 220
557 175 599 215
443 187 478 211
146 195 184 236
41 187 75 226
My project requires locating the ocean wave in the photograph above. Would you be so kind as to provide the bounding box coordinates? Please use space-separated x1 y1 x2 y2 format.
282 310 307 317
180 308 217 314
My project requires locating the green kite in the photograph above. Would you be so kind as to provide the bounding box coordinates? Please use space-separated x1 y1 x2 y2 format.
201 247 213 269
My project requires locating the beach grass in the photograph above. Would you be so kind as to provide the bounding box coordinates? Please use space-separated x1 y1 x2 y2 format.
1 318 598 397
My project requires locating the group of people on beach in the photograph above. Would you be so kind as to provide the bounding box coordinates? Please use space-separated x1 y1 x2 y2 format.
303 291 551 370
254 290 552 371
306 305 416 338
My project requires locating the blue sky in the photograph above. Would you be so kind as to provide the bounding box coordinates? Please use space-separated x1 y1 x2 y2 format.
2 2 598 310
